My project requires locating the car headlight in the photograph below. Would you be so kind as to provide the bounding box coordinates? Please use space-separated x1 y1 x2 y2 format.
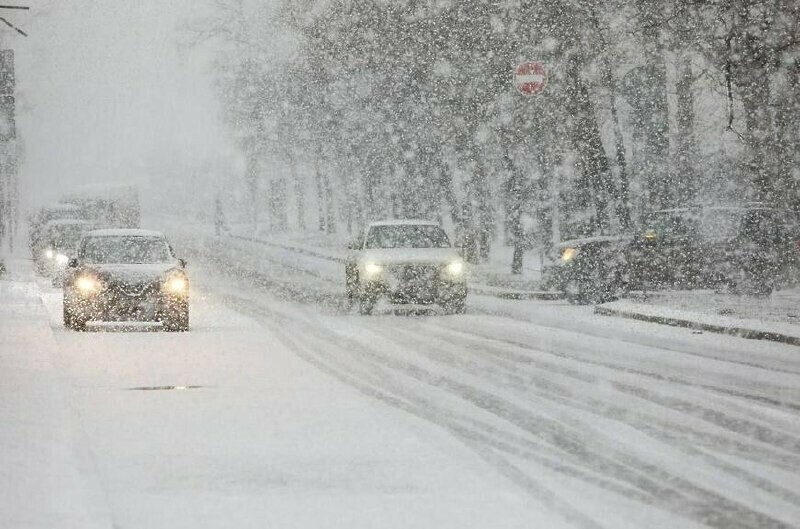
364 262 383 277
561 247 578 262
164 275 189 295
75 276 103 295
445 260 464 275
55 254 69 266
45 249 54 259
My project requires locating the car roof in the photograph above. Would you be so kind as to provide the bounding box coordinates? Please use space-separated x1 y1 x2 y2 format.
84 229 165 238
41 203 81 212
44 219 93 227
555 235 632 248
367 219 440 227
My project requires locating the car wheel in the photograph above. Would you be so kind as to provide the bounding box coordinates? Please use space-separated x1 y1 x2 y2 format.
730 268 773 297
64 303 87 331
345 266 358 308
163 305 190 332
736 277 773 297
63 303 73 328
564 280 588 305
358 294 376 315
443 295 467 315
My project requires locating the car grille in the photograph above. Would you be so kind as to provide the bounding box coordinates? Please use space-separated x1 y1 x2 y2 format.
111 281 158 299
386 264 440 282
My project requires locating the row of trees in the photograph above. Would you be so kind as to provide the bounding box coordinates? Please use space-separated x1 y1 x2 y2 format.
193 0 798 269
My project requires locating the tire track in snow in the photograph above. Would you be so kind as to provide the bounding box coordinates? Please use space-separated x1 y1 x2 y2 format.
372 321 800 509
427 319 800 412
211 287 799 529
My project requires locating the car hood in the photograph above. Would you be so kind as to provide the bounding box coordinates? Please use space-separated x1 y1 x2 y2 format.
360 247 461 265
87 262 181 284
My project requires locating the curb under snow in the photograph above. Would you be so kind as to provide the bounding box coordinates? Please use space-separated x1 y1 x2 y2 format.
595 304 800 347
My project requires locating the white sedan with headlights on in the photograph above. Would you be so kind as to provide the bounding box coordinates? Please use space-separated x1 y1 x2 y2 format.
62 229 189 331
345 220 467 315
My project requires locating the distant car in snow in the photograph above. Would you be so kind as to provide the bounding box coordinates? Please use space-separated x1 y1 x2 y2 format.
345 220 467 315
35 219 94 284
29 203 88 258
63 229 189 331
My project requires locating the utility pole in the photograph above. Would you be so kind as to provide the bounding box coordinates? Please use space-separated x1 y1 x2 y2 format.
0 4 25 252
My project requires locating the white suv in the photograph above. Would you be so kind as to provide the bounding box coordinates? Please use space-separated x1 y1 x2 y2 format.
345 220 467 314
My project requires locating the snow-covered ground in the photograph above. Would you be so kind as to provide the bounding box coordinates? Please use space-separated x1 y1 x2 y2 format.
2 230 800 528
601 289 800 341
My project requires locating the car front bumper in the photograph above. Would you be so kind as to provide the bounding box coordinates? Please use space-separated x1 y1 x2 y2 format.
362 272 466 305
65 290 187 322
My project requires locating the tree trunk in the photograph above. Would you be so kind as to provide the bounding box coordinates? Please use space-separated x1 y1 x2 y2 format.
564 54 614 235
740 74 774 202
470 151 493 262
315 154 325 232
324 168 336 234
289 155 306 231
500 135 524 274
675 60 698 204
245 151 259 237
637 1 670 209
590 4 631 230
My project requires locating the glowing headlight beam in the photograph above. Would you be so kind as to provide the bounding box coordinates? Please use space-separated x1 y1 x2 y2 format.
55 254 69 266
561 247 578 262
45 249 54 259
76 276 101 294
446 261 464 275
364 262 383 277
164 276 188 294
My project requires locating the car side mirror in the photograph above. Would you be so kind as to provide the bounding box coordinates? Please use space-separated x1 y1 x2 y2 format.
178 258 187 268
68 258 79 268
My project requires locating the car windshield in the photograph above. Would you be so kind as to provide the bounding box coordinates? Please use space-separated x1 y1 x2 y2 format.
698 209 745 241
365 225 451 249
82 236 172 264
645 211 698 240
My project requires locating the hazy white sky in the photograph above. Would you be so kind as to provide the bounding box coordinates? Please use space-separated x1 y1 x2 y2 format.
14 0 230 207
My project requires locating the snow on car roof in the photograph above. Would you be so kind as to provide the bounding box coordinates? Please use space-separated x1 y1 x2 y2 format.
42 203 81 211
84 229 165 238
555 235 632 248
367 219 440 227
44 219 93 227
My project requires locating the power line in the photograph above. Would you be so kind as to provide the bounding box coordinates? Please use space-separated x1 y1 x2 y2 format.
0 16 25 37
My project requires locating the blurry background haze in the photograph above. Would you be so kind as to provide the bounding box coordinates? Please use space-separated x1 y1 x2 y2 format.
15 0 228 210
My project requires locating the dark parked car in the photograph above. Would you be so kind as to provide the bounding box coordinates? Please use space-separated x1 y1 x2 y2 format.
63 229 189 331
546 235 633 304
639 205 798 295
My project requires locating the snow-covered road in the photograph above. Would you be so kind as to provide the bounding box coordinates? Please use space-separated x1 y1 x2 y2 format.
3 248 800 528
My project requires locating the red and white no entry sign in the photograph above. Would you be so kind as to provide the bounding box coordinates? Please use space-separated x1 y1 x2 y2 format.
515 61 547 96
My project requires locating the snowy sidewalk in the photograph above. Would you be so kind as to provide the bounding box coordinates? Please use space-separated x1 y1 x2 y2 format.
596 288 800 346
0 259 112 529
